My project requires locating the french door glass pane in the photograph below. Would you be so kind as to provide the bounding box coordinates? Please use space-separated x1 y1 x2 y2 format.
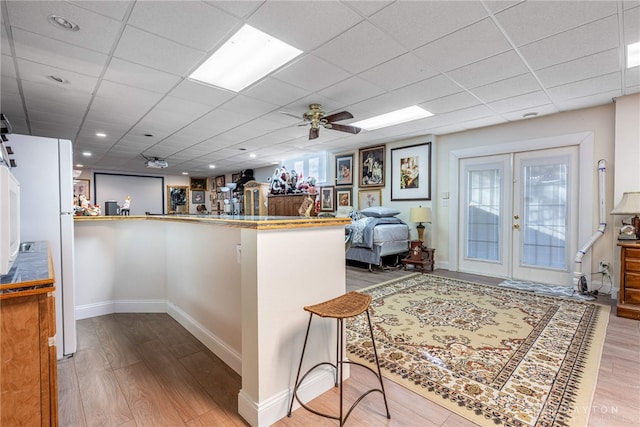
466 168 501 261
522 162 568 269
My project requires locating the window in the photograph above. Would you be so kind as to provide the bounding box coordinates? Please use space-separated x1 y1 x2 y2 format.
282 152 328 184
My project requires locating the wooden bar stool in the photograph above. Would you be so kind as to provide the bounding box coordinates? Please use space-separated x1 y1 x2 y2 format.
287 291 391 425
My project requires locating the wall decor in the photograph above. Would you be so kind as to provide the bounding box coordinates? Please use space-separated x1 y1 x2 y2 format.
391 142 431 201
190 177 207 191
337 188 352 207
359 145 385 187
215 175 225 189
231 171 242 184
192 190 205 204
167 185 189 213
335 154 353 186
358 189 382 209
73 179 90 200
320 186 335 211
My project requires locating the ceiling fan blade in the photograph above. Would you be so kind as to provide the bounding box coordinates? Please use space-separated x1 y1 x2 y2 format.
324 111 353 122
327 123 361 134
309 127 319 140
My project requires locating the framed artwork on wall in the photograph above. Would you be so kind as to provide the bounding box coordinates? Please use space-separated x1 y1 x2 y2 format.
335 154 353 186
391 142 432 201
358 189 382 210
190 177 207 191
231 172 242 183
359 145 385 187
74 179 90 200
320 186 335 211
215 175 225 189
336 188 352 207
192 190 205 204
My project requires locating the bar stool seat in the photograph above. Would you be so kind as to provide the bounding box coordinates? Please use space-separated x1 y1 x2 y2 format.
287 291 391 425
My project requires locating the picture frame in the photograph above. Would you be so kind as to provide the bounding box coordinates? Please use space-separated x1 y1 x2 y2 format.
359 145 385 187
336 188 352 207
391 142 432 201
358 189 382 210
74 179 90 200
190 177 207 191
320 186 335 211
231 171 242 184
192 190 205 204
335 154 353 186
215 175 225 189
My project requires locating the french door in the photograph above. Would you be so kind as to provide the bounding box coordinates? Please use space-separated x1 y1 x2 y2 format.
458 146 579 285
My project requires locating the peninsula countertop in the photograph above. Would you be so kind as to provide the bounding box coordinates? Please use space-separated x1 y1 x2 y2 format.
0 241 55 297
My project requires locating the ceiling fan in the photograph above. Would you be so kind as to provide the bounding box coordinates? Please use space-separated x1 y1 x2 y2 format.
282 104 361 140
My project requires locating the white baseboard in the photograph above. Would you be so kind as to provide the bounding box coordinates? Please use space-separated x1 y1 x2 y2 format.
166 301 242 375
75 299 167 320
238 367 335 427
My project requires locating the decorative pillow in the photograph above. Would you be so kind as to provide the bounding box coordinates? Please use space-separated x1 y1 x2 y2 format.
348 210 362 221
359 206 400 218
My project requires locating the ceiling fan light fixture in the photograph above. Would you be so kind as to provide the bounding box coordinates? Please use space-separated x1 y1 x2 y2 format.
189 24 302 92
627 41 640 68
351 106 433 130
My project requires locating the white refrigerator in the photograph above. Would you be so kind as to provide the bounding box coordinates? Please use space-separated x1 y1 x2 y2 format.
9 133 76 359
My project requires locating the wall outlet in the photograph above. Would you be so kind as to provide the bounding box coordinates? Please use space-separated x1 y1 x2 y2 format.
599 261 609 277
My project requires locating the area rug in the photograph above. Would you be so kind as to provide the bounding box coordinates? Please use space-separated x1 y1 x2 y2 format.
346 274 610 427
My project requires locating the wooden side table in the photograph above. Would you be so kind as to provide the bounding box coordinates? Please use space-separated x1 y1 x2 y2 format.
401 241 435 273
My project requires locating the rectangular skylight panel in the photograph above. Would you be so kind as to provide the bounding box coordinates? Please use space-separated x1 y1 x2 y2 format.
628 42 640 68
351 106 434 130
189 24 302 92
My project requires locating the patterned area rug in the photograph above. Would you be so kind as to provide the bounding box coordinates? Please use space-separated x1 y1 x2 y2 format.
346 274 609 427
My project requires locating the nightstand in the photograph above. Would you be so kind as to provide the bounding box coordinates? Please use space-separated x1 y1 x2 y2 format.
401 241 435 273
617 242 640 320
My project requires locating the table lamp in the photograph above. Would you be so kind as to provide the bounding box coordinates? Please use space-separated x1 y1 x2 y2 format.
611 192 640 239
410 206 431 243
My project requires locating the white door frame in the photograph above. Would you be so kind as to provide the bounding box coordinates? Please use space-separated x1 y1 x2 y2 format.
448 132 595 286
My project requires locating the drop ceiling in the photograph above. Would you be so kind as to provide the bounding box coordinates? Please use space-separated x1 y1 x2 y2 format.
1 0 638 176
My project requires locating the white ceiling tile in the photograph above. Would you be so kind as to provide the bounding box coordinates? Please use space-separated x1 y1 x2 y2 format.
247 1 362 51
219 95 278 119
317 76 386 107
0 74 19 93
519 15 620 70
469 73 541 103
487 90 553 114
345 1 393 17
314 21 407 74
113 26 205 76
413 18 511 72
358 53 439 91
422 92 482 115
70 1 133 21
21 80 92 113
103 58 181 93
370 1 488 50
273 55 351 92
447 50 529 89
483 1 522 14
626 67 640 89
243 77 308 106
536 49 621 88
12 28 108 77
501 103 560 121
1 22 11 56
204 1 263 19
16 58 97 94
170 79 235 107
1 54 16 79
547 73 622 101
495 1 617 46
623 6 640 44
128 1 238 52
6 0 124 53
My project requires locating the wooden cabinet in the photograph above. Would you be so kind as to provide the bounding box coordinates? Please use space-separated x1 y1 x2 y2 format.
401 241 435 273
1 243 58 426
267 193 318 217
617 242 640 320
243 181 270 216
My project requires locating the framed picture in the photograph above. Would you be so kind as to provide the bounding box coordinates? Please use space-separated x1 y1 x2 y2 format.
359 145 385 187
358 189 382 210
391 142 432 201
336 188 352 207
190 177 207 191
192 190 205 204
215 175 225 188
335 154 353 186
231 172 242 183
320 186 335 211
74 179 90 200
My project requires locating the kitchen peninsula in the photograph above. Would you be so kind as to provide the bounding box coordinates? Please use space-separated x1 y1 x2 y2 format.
74 214 350 427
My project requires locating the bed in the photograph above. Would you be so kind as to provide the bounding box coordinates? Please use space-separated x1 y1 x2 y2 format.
345 207 410 271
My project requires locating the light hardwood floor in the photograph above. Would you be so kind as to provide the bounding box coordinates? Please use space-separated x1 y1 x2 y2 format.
58 267 640 426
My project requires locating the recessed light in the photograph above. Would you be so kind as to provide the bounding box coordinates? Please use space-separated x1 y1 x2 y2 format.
96 132 106 137
144 133 154 137
48 15 80 31
522 112 538 118
249 153 256 158
189 24 302 92
82 151 92 157
627 41 640 68
182 172 189 175
238 148 247 151
351 106 434 130
76 164 84 168
48 75 67 84
209 164 216 169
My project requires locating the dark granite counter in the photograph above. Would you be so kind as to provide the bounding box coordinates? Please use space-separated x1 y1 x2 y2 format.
0 241 54 297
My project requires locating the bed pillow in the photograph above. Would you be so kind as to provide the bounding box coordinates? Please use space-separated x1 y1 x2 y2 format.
360 206 400 218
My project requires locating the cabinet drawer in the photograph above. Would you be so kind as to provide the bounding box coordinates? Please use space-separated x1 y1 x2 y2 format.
625 272 640 289
624 258 640 273
625 288 640 305
625 247 640 259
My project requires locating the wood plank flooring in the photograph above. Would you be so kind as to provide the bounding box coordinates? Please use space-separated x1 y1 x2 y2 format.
58 267 640 426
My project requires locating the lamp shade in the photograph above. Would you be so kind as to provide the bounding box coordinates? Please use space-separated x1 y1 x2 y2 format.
611 192 640 214
410 206 431 223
